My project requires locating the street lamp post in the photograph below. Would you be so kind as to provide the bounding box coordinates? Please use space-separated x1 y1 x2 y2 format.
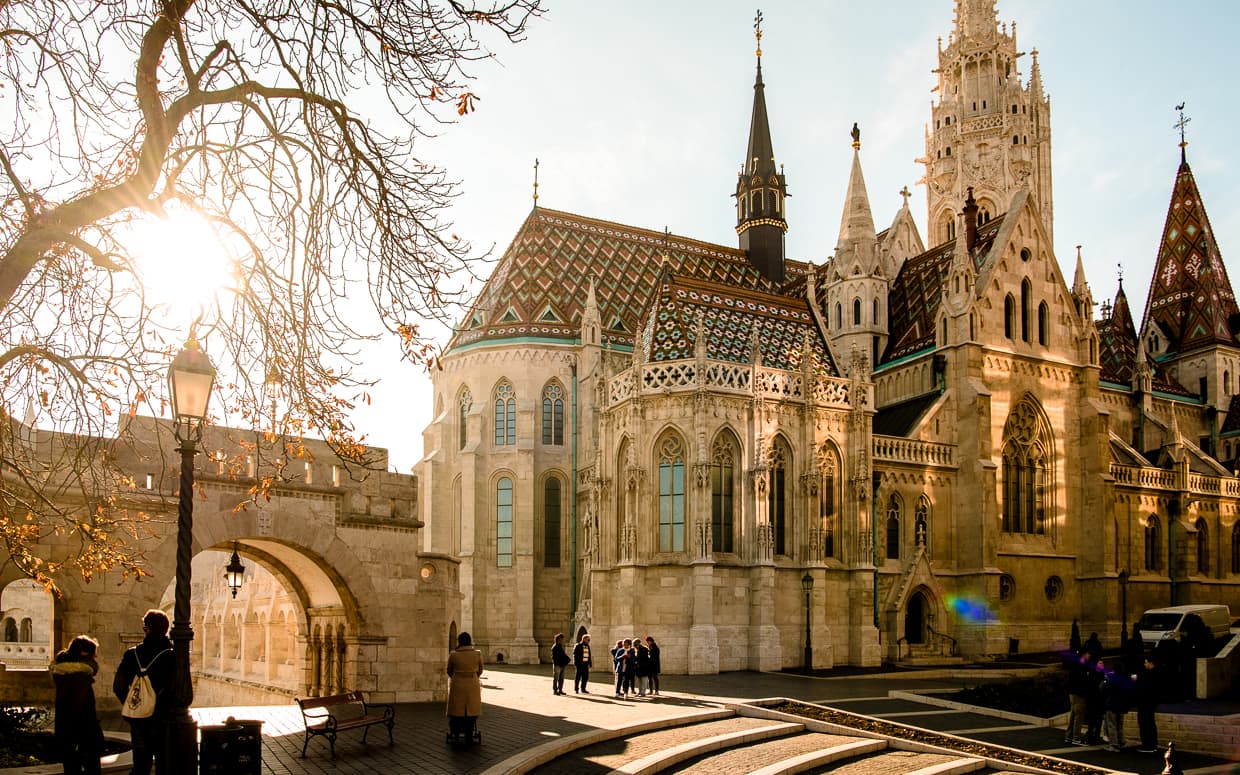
224 543 246 599
1118 569 1130 649
167 338 217 774
801 572 814 673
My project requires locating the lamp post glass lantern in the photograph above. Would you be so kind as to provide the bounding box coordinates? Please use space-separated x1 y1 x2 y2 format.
801 572 814 673
167 338 217 773
225 543 246 599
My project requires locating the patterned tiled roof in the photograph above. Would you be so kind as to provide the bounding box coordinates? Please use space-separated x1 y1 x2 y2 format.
1098 282 1138 385
881 216 1006 363
447 208 800 352
1140 160 1240 354
643 274 838 375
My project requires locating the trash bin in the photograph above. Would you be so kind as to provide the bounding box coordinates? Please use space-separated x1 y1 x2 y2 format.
200 717 262 775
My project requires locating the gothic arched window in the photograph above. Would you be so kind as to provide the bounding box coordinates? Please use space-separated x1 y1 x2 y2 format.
458 387 472 450
943 213 956 244
1020 279 1031 342
1004 295 1015 339
542 383 564 446
2 618 15 642
834 303 842 330
710 433 739 554
852 298 862 326
1197 519 1210 575
769 439 790 556
543 476 562 568
657 434 686 553
820 445 840 559
1001 396 1053 535
493 381 516 446
18 618 31 642
1145 516 1161 572
886 494 902 560
496 477 513 567
1038 301 1049 346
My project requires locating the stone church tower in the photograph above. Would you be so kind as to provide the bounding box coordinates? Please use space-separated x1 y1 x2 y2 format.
922 0 1052 246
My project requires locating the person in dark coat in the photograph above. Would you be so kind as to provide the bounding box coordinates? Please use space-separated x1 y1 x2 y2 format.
51 635 103 775
1064 648 1094 744
634 639 651 696
572 634 593 693
550 633 570 695
1135 655 1161 753
1099 658 1133 751
645 636 661 696
112 609 175 775
612 639 629 698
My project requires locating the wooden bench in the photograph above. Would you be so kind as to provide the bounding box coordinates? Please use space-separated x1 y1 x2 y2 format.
296 690 395 758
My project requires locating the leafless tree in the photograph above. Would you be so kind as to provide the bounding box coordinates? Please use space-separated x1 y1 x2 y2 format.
0 0 543 589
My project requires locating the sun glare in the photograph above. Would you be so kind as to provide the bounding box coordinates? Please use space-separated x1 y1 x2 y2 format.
126 209 237 312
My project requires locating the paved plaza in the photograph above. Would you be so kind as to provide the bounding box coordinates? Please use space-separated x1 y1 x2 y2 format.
121 664 1238 775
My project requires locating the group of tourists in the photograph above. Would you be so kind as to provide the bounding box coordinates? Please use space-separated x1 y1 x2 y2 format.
548 632 661 699
1063 633 1160 754
49 608 177 775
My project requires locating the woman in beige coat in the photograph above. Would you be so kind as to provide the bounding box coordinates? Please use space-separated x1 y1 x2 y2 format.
446 631 484 743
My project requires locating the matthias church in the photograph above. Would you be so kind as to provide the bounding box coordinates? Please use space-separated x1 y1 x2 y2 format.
417 0 1240 671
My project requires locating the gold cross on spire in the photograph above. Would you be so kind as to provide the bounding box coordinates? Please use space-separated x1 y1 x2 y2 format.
1174 102 1191 161
754 9 763 58
532 158 540 205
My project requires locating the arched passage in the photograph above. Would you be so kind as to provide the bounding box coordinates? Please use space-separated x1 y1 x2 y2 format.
904 589 931 645
0 579 52 668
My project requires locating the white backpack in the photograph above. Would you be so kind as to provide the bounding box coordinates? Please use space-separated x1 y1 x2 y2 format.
121 648 170 719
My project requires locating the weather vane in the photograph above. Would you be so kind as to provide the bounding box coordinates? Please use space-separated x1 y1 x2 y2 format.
1174 102 1190 161
532 158 540 206
1117 261 1124 286
754 9 763 58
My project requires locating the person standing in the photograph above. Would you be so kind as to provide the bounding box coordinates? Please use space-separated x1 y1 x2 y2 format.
623 638 638 697
446 631 484 740
1099 659 1132 752
572 634 593 693
113 609 174 775
645 636 661 696
612 639 628 698
1064 647 1092 745
1136 656 1160 753
550 633 570 695
51 635 103 775
634 639 651 697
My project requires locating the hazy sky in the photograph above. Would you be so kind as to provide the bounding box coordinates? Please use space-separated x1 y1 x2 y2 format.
351 0 1240 472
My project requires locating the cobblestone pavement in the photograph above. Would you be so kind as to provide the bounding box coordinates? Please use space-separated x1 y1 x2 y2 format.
94 664 1236 775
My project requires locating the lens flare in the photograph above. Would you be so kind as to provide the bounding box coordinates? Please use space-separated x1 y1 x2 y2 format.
945 595 998 623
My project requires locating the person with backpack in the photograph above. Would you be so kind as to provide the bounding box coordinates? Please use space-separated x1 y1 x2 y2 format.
113 609 175 775
50 635 103 775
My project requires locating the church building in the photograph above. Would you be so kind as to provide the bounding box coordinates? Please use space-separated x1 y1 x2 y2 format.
416 1 1240 671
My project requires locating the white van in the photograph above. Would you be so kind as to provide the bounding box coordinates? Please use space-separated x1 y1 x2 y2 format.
1135 604 1232 649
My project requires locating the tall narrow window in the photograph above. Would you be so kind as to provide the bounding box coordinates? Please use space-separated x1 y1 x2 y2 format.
1001 396 1053 535
658 435 686 553
769 441 789 555
834 303 842 330
1004 295 1015 339
544 477 561 568
494 381 515 446
496 477 513 567
915 496 929 553
458 388 472 450
820 448 838 559
1231 523 1240 574
1197 519 1210 575
542 383 564 446
1020 279 1031 342
1145 516 1161 571
1037 302 1049 346
852 298 862 326
710 434 737 553
886 494 902 560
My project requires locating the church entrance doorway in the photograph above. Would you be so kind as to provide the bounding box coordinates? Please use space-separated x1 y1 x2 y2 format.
905 590 928 645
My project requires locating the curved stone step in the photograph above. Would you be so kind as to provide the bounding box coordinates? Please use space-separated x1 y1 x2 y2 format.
615 720 805 774
663 732 881 774
802 749 985 774
523 714 790 775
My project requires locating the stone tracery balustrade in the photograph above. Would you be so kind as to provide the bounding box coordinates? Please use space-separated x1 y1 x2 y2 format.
0 642 50 669
871 435 955 467
1111 464 1240 496
608 359 851 407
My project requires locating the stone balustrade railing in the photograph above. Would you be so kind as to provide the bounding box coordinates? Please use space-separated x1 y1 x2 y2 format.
609 360 851 408
0 641 50 668
1111 464 1240 497
872 435 956 467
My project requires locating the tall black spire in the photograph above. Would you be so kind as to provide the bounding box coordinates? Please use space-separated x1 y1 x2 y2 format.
734 10 788 283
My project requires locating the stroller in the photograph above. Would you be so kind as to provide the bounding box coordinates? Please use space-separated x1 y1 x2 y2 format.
446 714 481 744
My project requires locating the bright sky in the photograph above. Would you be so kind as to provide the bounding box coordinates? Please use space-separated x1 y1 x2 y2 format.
352 0 1240 472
